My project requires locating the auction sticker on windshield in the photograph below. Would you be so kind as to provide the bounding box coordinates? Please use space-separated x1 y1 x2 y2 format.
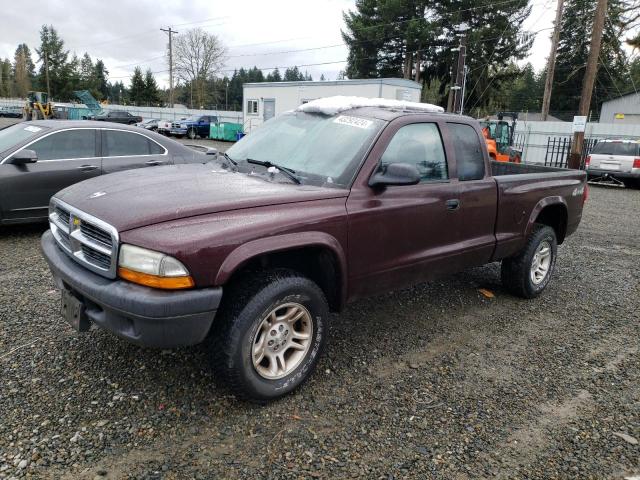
333 115 373 129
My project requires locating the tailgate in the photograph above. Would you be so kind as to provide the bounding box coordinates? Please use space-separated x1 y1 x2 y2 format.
590 153 634 173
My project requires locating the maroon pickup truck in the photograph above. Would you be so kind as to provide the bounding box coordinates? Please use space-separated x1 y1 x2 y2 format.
41 99 587 402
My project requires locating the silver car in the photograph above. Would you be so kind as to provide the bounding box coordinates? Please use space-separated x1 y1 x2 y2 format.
0 120 215 225
586 139 640 188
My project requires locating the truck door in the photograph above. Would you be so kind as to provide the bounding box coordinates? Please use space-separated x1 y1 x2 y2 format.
346 121 462 299
445 122 497 265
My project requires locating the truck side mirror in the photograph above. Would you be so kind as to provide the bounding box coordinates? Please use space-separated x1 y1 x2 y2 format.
10 149 38 165
369 162 420 188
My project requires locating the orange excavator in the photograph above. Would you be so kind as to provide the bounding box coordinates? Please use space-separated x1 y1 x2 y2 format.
479 112 521 163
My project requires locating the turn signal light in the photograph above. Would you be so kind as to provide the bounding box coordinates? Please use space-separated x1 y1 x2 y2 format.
118 267 195 290
584 155 591 167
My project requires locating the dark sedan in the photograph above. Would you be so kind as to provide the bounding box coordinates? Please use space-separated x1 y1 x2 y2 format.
0 120 214 225
92 111 143 124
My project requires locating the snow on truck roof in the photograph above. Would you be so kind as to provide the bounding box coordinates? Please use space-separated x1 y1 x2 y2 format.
296 96 444 116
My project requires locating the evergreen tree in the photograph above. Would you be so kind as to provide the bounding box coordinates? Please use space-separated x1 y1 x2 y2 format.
35 25 70 99
342 0 533 110
0 59 12 97
13 44 35 97
500 63 544 112
143 69 160 105
320 74 326 81
266 67 282 81
551 0 631 119
79 53 94 88
284 66 305 81
94 60 109 100
129 67 146 105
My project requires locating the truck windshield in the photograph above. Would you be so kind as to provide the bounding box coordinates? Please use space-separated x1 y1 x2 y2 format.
226 112 385 188
0 124 50 159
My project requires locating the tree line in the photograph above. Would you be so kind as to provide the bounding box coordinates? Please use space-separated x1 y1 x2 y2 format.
342 0 640 120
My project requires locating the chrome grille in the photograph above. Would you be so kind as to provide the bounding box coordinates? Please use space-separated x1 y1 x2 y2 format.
80 222 113 248
49 199 119 278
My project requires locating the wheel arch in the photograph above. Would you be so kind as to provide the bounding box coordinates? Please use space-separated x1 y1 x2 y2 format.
527 197 568 244
215 232 348 312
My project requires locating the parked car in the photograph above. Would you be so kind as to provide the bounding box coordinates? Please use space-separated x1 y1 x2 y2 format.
0 120 214 225
41 99 587 402
169 115 218 139
586 139 640 188
92 110 142 125
136 118 160 131
0 106 23 118
158 117 187 136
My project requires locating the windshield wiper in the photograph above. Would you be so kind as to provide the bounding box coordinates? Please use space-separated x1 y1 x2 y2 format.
246 158 302 184
221 152 238 166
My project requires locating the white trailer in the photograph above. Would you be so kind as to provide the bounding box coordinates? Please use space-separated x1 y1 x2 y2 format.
242 78 422 132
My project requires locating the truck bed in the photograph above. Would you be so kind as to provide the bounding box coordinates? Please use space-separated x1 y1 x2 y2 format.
491 161 567 176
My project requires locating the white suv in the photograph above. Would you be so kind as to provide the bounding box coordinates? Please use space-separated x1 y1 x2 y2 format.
586 139 640 188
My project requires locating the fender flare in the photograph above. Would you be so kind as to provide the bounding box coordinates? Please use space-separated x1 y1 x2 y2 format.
525 196 568 238
214 231 348 301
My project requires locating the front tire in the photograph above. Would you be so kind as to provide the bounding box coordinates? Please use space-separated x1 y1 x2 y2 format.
208 269 329 403
501 225 557 298
187 128 198 139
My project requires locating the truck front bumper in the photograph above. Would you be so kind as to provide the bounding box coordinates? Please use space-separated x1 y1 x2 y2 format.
169 128 188 136
41 230 221 348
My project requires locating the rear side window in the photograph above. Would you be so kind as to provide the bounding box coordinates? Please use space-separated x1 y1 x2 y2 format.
29 129 96 160
380 123 448 182
103 130 164 157
448 123 485 181
591 142 638 156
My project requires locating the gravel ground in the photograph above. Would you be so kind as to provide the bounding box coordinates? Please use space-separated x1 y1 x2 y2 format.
1 186 639 480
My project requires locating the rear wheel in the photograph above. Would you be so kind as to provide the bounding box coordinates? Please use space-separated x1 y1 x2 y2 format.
501 225 557 298
207 269 329 403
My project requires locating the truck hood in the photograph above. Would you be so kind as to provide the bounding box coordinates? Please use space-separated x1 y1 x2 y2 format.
54 164 347 232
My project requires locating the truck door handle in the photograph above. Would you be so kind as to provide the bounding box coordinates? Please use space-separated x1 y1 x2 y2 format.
446 199 460 210
77 165 99 172
145 160 164 166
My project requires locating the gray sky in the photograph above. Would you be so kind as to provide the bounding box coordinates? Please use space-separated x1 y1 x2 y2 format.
0 0 589 89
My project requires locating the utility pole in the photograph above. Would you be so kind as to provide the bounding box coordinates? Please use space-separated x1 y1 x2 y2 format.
160 27 178 108
447 63 455 112
44 52 51 99
568 0 607 169
541 0 564 121
453 33 467 114
460 65 469 115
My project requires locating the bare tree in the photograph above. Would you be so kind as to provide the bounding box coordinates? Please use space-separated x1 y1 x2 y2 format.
171 28 226 108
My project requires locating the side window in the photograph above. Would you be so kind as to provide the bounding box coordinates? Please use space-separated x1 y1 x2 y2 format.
380 123 448 182
247 100 258 115
29 129 96 160
448 123 485 181
103 130 159 157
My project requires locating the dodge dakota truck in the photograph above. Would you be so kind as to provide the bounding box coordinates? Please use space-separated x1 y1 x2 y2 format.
41 97 587 402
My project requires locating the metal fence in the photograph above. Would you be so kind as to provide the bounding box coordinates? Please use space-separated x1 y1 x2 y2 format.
543 137 598 169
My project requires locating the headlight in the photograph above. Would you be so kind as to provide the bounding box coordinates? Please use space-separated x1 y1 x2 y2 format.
117 244 194 290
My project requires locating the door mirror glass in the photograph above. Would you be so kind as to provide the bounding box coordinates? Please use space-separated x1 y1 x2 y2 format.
369 162 420 188
10 149 38 165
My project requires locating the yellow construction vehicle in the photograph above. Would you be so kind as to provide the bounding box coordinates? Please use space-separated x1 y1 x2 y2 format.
23 91 56 120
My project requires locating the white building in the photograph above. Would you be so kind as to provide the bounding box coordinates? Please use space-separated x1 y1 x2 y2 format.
599 91 640 124
242 78 422 132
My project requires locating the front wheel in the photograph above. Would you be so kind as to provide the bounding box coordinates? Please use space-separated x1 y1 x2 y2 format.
187 128 198 139
207 269 329 403
501 224 557 298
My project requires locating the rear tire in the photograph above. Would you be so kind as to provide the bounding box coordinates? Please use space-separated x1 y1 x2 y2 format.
501 225 557 299
207 269 329 403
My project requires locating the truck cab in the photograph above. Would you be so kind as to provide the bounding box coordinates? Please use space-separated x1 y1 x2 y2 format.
169 115 218 139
